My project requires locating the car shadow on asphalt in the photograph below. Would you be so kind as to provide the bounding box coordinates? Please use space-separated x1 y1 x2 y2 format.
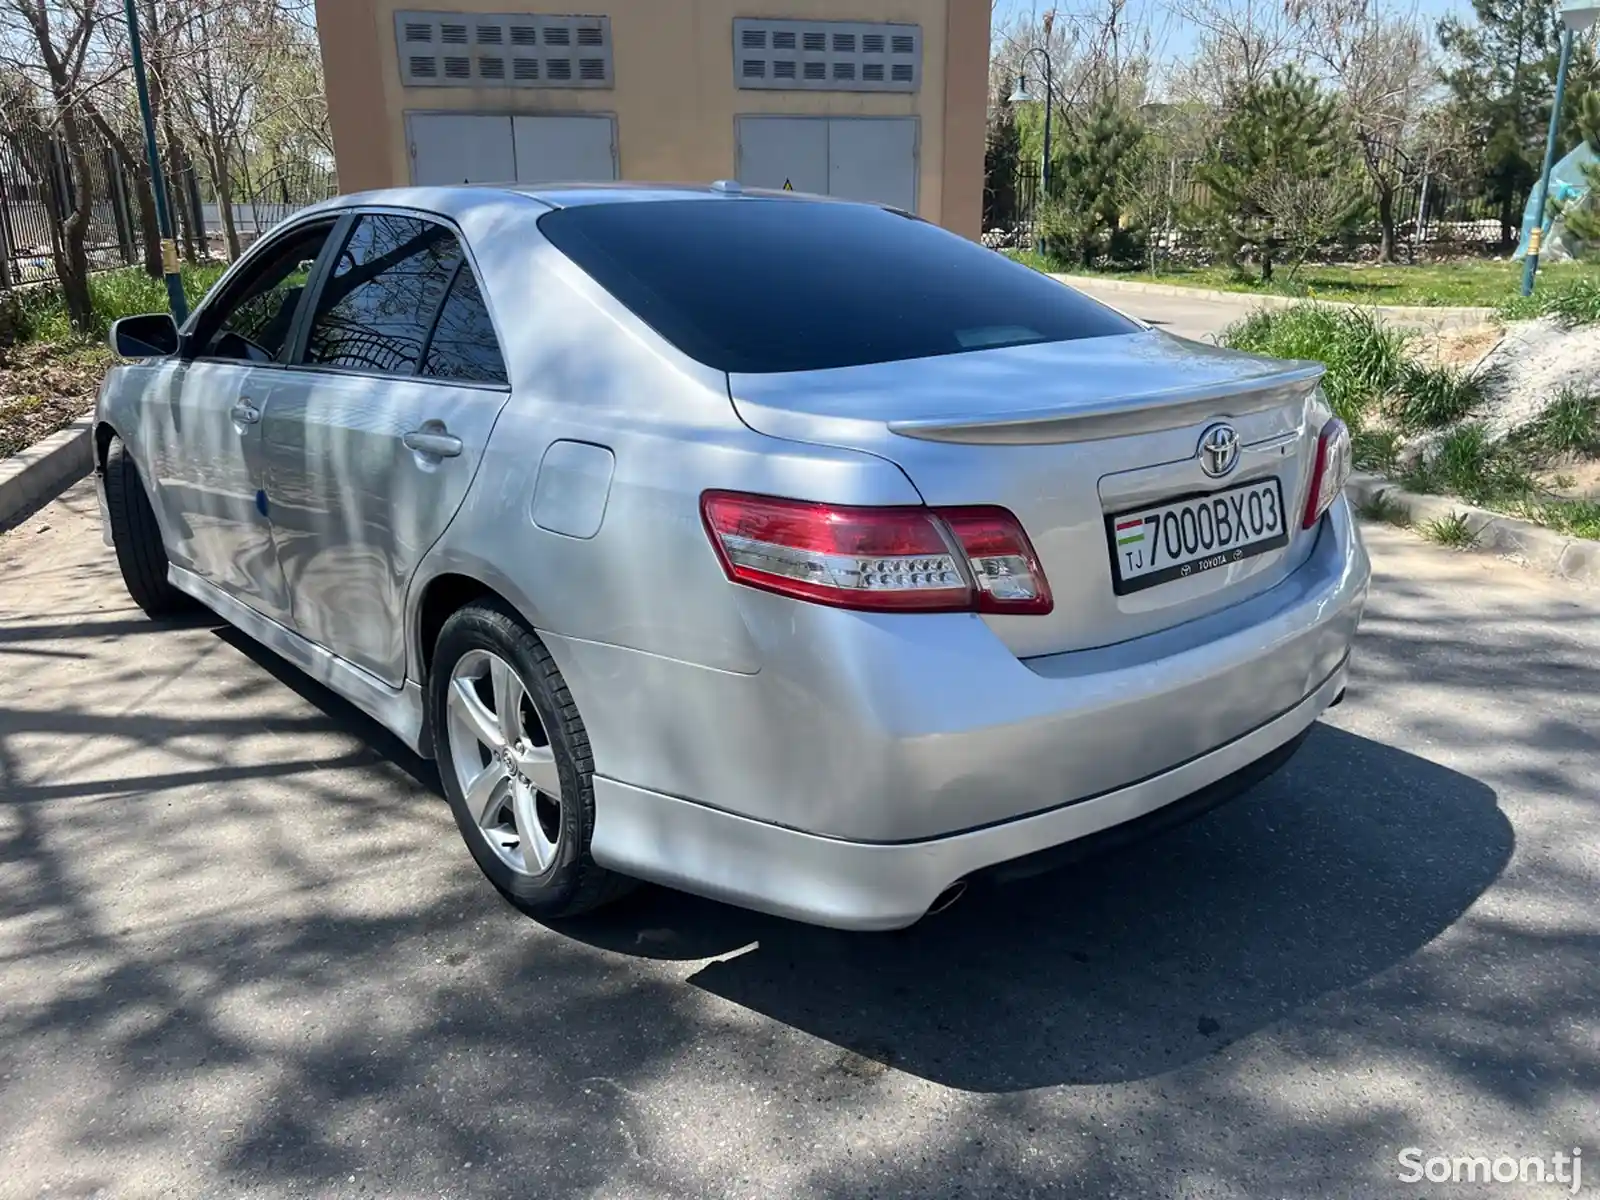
214 624 1511 1095
555 723 1510 1092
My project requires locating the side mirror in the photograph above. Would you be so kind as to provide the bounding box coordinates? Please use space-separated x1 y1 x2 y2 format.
109 313 180 359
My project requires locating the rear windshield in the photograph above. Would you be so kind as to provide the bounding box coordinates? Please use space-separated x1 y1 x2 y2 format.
537 199 1139 374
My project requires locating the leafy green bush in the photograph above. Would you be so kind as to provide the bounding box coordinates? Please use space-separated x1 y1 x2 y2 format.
1220 304 1409 427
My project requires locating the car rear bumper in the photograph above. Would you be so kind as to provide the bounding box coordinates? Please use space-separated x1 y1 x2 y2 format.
587 660 1343 929
546 495 1368 851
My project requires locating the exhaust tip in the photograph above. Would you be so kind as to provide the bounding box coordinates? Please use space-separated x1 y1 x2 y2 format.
927 880 967 917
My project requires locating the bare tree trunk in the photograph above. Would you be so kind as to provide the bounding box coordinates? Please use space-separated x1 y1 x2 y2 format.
131 166 162 277
163 112 196 261
1376 186 1396 264
54 114 96 332
211 144 241 260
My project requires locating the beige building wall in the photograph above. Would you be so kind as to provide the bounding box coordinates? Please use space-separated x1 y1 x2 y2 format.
314 0 989 238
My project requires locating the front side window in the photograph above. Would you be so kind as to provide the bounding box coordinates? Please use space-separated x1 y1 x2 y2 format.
200 221 336 363
302 214 464 376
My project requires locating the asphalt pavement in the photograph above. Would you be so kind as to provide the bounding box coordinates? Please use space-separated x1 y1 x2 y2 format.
1058 277 1262 342
1 481 1596 1198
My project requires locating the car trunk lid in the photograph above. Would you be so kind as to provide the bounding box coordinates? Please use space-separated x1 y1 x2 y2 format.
728 330 1327 658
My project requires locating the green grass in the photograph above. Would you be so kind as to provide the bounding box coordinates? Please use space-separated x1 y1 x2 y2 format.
1352 427 1403 474
1391 362 1491 433
6 262 227 346
1403 424 1538 507
1514 387 1600 458
1422 512 1479 548
1220 305 1409 427
1012 251 1600 308
1359 491 1412 527
1495 275 1600 325
1539 498 1600 539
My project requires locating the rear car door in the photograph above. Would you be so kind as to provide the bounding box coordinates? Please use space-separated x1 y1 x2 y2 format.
139 217 340 623
261 211 512 686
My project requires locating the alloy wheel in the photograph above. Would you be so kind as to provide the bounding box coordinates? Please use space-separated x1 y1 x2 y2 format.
445 649 563 875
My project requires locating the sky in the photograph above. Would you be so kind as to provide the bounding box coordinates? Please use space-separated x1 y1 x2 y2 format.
991 0 1473 68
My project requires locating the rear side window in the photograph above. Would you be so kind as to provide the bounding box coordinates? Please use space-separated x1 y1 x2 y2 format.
537 200 1138 374
303 214 463 376
423 266 507 385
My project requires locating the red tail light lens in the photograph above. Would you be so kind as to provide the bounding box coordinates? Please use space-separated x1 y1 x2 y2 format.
700 491 1052 615
938 507 1053 614
1302 417 1352 529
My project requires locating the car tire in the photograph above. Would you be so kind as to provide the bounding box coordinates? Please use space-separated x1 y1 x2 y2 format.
430 598 636 919
104 435 192 618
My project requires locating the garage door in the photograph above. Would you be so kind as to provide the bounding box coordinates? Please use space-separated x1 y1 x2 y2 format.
735 116 917 212
407 113 617 186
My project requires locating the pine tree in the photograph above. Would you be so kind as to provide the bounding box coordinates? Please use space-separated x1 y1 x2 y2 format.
1194 67 1357 283
1438 0 1600 248
1055 96 1147 268
1556 90 1600 245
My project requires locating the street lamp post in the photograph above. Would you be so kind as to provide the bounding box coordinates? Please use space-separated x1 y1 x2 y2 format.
1521 0 1600 296
1008 47 1054 250
124 0 187 323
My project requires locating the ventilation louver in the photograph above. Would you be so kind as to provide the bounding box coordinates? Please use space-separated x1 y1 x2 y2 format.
733 19 921 92
396 11 612 88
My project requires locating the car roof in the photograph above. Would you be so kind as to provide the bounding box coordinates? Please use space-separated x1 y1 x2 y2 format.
302 181 857 222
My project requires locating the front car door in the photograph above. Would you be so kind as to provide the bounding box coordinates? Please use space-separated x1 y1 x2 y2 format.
138 218 341 623
261 210 512 686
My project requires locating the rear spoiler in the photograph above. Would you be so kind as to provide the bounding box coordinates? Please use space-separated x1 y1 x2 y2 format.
885 362 1326 445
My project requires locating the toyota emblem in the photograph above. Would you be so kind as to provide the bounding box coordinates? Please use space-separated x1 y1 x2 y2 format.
1197 422 1241 478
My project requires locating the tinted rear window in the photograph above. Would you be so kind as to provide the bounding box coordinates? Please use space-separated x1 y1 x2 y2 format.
537 199 1139 374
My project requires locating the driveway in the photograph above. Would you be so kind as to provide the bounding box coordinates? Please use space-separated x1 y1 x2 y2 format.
1061 276 1262 341
1 481 1596 1198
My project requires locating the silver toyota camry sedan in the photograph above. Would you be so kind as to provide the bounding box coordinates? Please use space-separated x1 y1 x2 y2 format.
94 182 1369 930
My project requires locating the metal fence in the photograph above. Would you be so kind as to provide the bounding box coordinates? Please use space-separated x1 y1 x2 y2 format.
0 118 336 291
986 137 1517 256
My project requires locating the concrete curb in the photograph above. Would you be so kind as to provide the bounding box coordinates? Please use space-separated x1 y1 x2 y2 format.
0 412 94 532
1051 273 1495 330
1344 471 1600 588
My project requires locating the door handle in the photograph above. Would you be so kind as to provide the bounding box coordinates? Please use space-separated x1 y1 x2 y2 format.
403 428 463 458
231 399 261 425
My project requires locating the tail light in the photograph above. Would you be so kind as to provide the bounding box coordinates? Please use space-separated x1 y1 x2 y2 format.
1302 417 1352 530
700 491 1052 615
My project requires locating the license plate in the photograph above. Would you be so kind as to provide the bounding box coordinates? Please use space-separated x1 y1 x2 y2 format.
1105 477 1289 595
